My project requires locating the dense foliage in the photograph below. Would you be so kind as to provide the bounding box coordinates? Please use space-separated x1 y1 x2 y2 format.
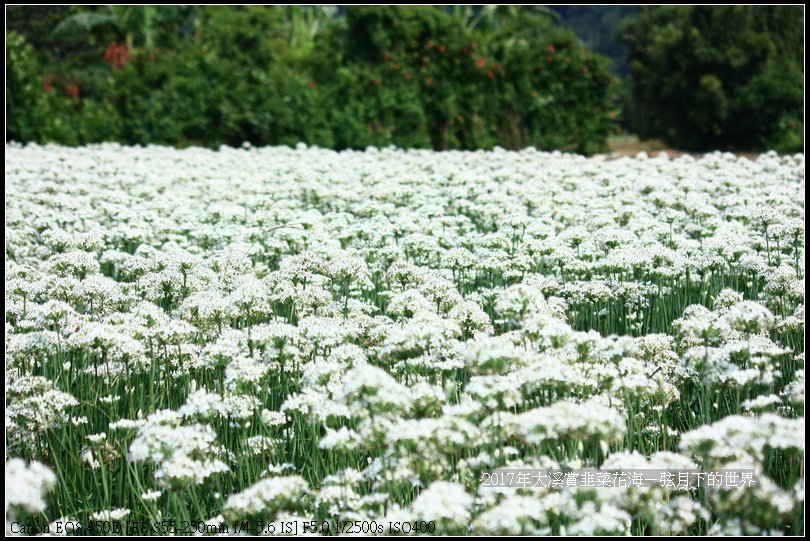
621 6 804 153
6 6 615 154
551 5 637 75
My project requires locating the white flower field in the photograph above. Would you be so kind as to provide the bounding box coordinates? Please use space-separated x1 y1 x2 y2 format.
5 143 805 535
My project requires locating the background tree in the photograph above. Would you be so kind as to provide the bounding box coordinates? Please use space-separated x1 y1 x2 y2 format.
12 6 804 154
621 5 804 152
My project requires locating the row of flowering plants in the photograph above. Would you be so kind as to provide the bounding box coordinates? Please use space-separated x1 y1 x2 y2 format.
5 142 804 535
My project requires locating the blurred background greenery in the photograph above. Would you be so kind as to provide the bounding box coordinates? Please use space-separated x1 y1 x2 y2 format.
6 5 805 154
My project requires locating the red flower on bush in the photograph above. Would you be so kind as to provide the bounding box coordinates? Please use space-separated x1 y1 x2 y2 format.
64 83 80 98
427 40 435 49
308 81 317 89
487 70 494 80
439 45 446 53
43 74 59 93
104 42 129 70
426 77 433 86
477 58 486 68
383 53 390 62
548 45 556 54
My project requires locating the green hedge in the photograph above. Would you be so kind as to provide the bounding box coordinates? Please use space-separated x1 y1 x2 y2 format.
6 7 615 154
